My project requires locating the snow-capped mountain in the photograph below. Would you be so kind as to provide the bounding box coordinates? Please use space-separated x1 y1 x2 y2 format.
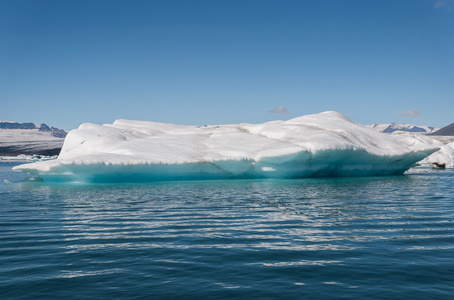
366 123 438 134
0 121 67 156
0 121 67 138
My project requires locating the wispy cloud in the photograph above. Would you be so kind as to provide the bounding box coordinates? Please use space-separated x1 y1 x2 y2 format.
434 1 446 8
434 0 454 9
399 109 421 117
270 105 290 115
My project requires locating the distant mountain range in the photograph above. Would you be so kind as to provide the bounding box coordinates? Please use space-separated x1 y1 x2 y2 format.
366 123 438 134
0 121 67 138
367 122 454 136
0 121 67 156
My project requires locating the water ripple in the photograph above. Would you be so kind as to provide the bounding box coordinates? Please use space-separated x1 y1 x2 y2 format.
1 166 454 299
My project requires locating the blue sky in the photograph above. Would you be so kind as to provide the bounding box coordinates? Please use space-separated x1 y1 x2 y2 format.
1 0 453 130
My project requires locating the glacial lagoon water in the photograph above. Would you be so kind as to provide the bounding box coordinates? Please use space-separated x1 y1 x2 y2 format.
1 162 453 299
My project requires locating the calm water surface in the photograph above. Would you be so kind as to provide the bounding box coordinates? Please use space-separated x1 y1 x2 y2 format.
1 162 453 299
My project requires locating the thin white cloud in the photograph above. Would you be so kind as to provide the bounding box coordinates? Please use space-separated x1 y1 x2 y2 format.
399 109 421 117
434 0 454 9
270 105 290 115
434 1 446 8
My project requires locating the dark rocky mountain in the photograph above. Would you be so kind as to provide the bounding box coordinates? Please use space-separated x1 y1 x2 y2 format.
0 121 67 138
429 123 454 136
0 122 36 130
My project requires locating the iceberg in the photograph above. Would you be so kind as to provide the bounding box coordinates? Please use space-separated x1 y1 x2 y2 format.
13 111 439 182
420 141 454 168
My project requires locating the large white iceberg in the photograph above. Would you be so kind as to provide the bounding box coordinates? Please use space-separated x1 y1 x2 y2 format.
13 111 439 182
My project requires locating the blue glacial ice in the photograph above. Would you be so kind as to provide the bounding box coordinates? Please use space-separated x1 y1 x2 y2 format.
13 111 440 183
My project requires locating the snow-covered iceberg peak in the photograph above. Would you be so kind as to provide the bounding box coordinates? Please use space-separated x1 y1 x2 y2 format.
13 111 439 182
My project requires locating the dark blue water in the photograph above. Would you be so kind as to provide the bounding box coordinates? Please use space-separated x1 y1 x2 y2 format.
1 162 453 299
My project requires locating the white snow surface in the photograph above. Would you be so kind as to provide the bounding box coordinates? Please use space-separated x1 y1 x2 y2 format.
0 154 58 162
0 129 63 143
370 131 454 169
420 141 454 168
0 129 64 155
13 111 440 182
